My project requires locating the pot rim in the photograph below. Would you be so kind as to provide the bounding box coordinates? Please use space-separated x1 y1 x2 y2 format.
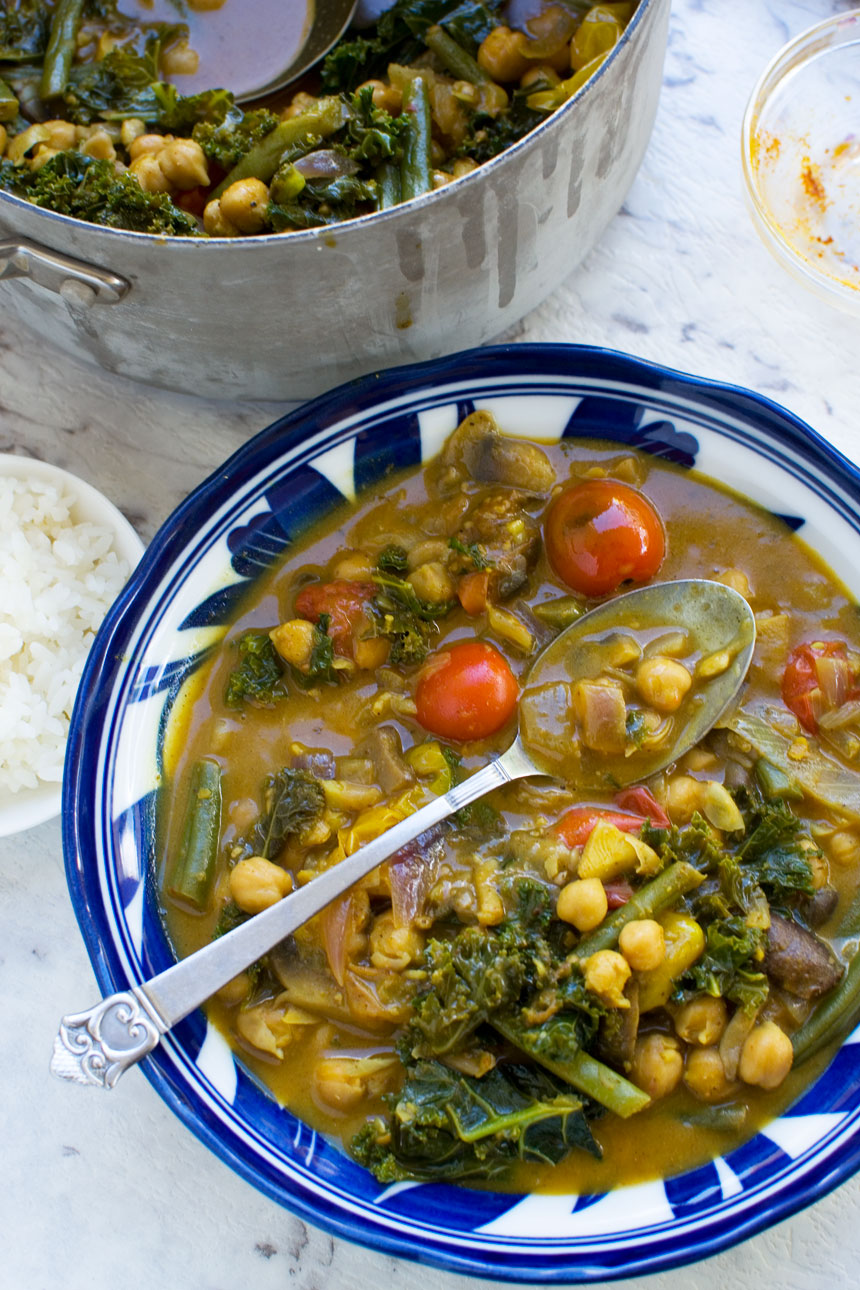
0 0 658 249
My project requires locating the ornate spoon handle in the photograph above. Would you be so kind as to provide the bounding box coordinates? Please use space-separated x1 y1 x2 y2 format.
51 738 537 1088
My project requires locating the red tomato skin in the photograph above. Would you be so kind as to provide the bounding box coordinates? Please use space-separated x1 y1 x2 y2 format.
781 641 855 734
415 640 518 741
554 806 645 849
544 479 665 597
614 785 670 829
604 880 635 909
294 580 375 656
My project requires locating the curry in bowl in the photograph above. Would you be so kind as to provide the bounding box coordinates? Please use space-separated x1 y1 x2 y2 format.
158 409 860 1191
0 0 635 237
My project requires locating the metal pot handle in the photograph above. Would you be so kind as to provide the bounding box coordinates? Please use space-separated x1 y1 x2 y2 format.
0 236 129 306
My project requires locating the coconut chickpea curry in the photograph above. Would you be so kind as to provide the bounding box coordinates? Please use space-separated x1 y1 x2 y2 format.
0 0 635 237
161 412 860 1190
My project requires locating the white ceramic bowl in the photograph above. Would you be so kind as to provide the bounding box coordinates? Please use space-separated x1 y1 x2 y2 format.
0 454 145 836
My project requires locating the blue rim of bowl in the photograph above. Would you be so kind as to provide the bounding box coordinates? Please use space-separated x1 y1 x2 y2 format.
62 343 860 1282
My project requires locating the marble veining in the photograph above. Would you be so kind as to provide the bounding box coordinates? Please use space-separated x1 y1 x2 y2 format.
3 2 860 1288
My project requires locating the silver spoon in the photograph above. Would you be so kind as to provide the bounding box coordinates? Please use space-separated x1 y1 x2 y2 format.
50 579 755 1089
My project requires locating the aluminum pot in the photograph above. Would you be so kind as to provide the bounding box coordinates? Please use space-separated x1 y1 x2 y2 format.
0 0 669 402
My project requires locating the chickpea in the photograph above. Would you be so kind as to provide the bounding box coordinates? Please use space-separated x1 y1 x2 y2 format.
636 656 693 713
478 26 531 83
313 1058 366 1112
827 827 860 868
129 132 170 161
203 197 240 237
120 118 147 149
631 1033 684 1100
129 154 172 194
475 859 505 927
557 877 608 932
407 561 457 603
452 158 478 178
358 79 402 115
81 129 116 162
158 137 209 190
452 79 480 106
217 971 252 1007
161 39 200 77
406 539 448 570
353 636 390 670
674 995 728 1046
583 949 631 1008
42 119 77 150
369 910 425 971
738 1020 794 1090
683 1045 735 1102
30 145 60 171
331 549 374 581
664 774 702 824
229 855 293 914
281 91 317 120
432 170 453 190
269 618 316 671
619 919 665 972
220 177 270 234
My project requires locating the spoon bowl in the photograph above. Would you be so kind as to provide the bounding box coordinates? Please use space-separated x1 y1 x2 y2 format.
51 578 754 1087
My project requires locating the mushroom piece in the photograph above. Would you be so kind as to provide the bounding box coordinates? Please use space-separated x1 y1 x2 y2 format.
442 410 556 493
764 912 844 1000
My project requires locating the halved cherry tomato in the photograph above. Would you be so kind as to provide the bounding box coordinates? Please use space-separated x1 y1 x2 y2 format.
544 479 665 597
457 570 490 617
415 640 518 741
782 640 858 733
294 580 376 656
554 806 646 848
614 785 670 828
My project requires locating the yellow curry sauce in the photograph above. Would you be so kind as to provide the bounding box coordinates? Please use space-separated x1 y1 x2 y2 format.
160 415 860 1192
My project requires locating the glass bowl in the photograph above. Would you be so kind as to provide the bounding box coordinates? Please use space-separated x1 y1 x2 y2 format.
742 10 860 313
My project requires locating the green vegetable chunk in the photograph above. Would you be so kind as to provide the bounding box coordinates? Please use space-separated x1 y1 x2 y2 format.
225 630 285 708
41 0 85 101
399 74 432 203
168 758 222 912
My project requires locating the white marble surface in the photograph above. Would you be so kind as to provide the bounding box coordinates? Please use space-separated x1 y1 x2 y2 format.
3 2 860 1287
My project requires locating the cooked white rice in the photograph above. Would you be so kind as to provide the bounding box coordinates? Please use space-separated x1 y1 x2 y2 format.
0 475 131 793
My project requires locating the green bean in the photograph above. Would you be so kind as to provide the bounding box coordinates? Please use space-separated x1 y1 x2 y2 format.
754 757 803 802
791 944 860 1065
40 0 86 101
0 77 19 123
399 75 433 204
377 159 401 210
424 25 492 86
492 1014 651 1118
532 596 585 629
168 758 222 912
679 1104 748 1133
572 861 705 961
212 99 348 198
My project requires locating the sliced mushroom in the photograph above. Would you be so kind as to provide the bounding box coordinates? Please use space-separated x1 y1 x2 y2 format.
765 912 844 1000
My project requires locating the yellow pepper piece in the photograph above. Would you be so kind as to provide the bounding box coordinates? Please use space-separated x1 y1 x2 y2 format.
638 910 705 1013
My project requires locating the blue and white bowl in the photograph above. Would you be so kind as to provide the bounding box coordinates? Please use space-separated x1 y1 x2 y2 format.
64 344 860 1283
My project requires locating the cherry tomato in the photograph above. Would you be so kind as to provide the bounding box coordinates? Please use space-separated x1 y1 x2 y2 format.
294 580 376 656
554 806 646 849
544 479 665 597
415 640 518 741
782 640 858 733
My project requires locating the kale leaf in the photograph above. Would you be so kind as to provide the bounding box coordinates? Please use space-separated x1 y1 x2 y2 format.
376 544 409 575
0 151 198 234
193 106 279 168
0 0 50 62
245 768 325 861
351 1058 599 1182
676 915 769 1014
225 630 285 708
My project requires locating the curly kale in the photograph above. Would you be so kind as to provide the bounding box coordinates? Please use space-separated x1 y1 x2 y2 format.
676 915 769 1014
242 768 325 861
352 1058 599 1182
225 630 285 708
193 106 279 169
0 151 197 234
376 544 409 576
365 572 454 666
0 0 50 62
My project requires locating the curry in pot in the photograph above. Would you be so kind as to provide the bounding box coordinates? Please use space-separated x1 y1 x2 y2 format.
160 412 860 1189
